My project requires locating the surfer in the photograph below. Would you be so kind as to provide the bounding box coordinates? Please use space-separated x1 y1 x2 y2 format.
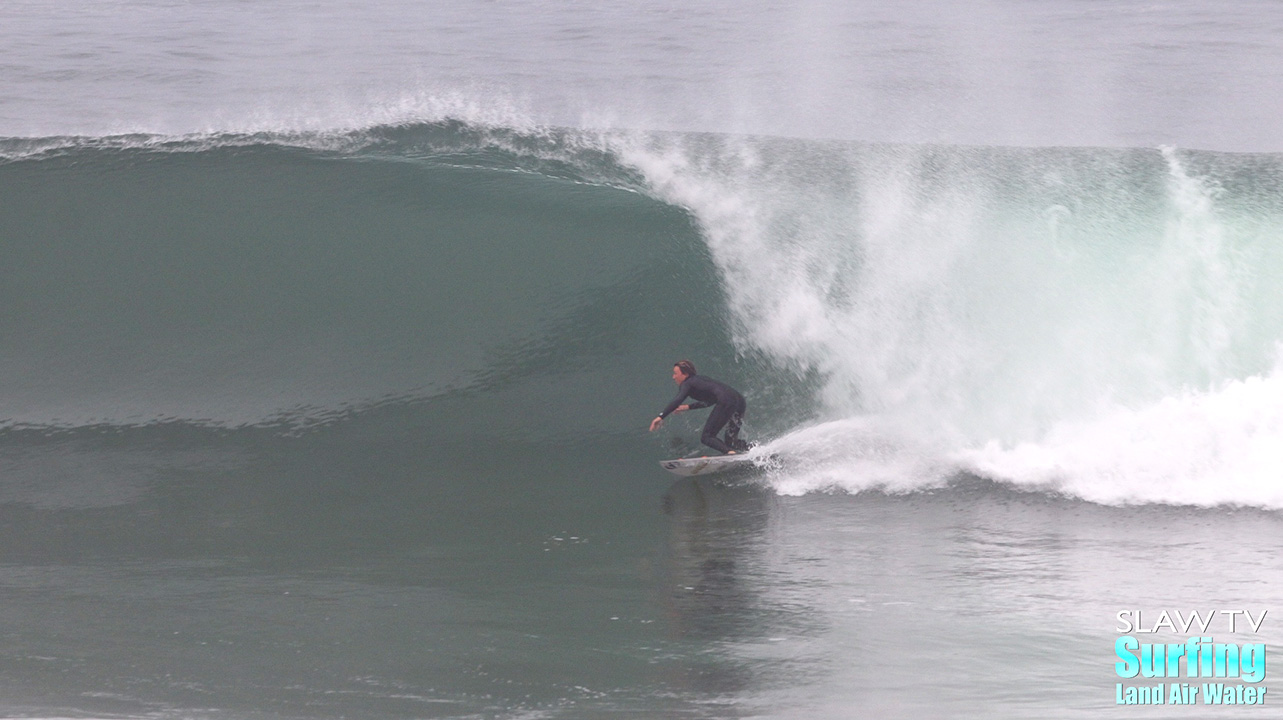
649 360 750 455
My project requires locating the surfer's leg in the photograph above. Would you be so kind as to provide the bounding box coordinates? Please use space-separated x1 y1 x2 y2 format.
724 413 745 451
723 397 749 451
700 404 735 454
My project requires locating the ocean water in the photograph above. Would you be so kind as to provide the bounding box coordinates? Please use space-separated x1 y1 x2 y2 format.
4 2 1283 718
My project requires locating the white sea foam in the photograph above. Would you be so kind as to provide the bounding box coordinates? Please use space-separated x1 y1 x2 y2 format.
750 362 1283 507
959 360 1283 508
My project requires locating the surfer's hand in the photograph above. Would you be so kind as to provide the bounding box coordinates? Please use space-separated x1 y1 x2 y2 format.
675 404 690 413
649 416 663 432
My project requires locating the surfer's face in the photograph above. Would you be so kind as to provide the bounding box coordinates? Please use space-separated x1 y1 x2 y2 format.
672 365 689 384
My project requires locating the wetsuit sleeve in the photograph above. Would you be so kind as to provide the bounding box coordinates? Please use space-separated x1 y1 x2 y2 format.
657 382 691 419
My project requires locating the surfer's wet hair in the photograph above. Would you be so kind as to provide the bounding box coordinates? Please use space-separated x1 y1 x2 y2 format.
674 360 697 377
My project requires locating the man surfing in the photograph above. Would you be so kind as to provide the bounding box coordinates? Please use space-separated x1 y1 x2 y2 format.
649 360 751 454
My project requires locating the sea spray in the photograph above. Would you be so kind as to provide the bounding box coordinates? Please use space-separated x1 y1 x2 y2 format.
616 134 1283 504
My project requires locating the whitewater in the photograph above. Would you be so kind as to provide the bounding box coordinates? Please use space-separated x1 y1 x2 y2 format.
4 1 1283 719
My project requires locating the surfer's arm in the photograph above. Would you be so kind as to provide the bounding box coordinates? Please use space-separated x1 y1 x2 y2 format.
650 404 692 431
652 384 695 431
657 385 692 420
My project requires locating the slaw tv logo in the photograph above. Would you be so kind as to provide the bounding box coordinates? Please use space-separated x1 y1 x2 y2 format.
1114 610 1268 706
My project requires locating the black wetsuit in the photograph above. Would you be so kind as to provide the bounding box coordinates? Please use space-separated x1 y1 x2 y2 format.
658 375 749 454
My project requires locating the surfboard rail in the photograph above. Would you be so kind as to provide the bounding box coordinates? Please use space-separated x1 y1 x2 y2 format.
659 454 759 476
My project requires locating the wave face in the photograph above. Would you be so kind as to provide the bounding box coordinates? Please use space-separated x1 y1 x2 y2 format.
0 126 737 434
5 123 1283 507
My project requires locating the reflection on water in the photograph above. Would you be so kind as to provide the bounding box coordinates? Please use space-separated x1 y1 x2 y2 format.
662 477 772 641
660 476 819 701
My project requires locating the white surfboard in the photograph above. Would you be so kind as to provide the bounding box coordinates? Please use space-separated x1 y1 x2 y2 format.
659 454 759 477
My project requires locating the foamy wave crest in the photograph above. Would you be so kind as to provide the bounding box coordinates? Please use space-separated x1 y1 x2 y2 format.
0 88 578 163
753 365 1283 507
959 358 1283 508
